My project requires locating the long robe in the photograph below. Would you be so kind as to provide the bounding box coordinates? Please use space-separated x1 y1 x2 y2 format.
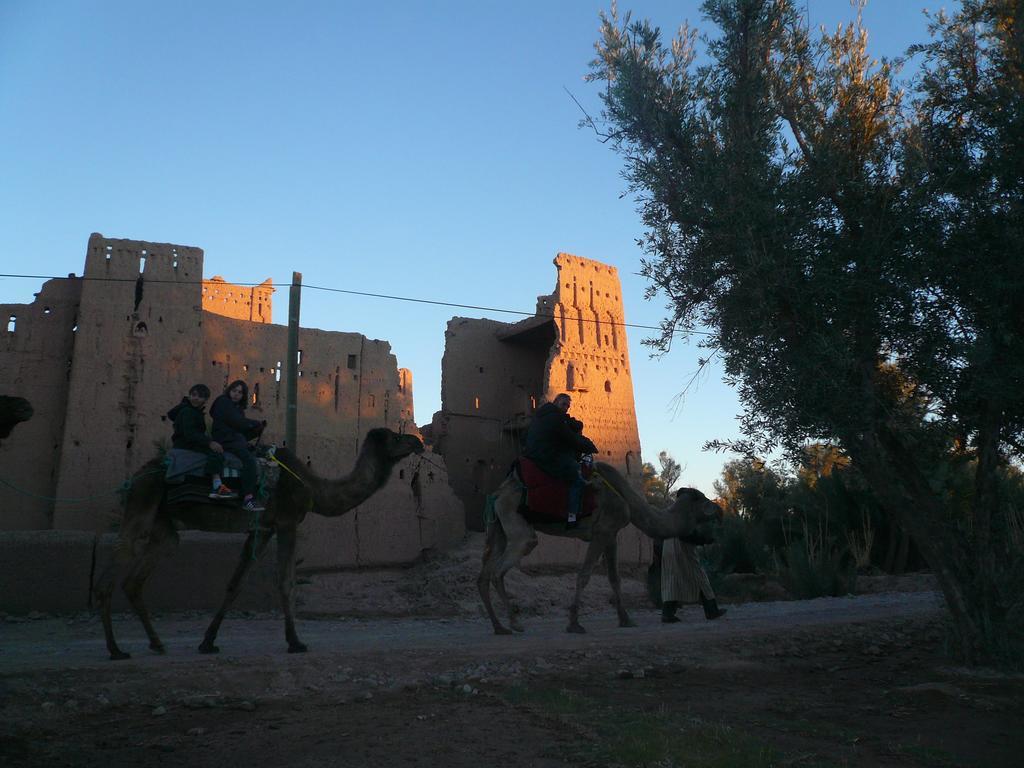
661 537 715 603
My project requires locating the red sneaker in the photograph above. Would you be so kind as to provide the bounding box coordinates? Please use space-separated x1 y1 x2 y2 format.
209 484 238 500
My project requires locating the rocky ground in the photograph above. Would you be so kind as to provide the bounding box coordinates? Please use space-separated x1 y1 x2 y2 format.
1 534 1021 767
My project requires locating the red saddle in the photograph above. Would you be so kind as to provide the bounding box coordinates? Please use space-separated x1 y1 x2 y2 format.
516 456 596 523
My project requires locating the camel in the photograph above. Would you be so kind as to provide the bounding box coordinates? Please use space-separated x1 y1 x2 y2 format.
0 395 33 443
478 463 722 634
95 427 424 660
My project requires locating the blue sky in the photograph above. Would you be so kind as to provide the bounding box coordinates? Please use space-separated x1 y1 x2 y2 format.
0 1 942 495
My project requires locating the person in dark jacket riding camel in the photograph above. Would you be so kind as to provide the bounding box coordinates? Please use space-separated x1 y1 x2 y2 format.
522 393 597 524
210 380 266 513
166 383 236 500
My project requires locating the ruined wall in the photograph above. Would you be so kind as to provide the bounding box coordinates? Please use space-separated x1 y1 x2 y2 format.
4 233 461 567
202 316 457 567
434 317 553 530
202 276 274 323
53 234 205 530
436 252 645 553
0 279 81 529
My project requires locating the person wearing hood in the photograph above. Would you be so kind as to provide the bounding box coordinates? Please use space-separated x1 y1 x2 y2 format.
167 383 236 500
210 379 266 513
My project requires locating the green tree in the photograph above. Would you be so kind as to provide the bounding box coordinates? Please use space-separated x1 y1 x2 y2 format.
589 0 1024 663
640 451 684 504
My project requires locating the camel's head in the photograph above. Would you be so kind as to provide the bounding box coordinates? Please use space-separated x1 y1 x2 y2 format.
0 395 33 440
365 427 425 461
669 487 723 531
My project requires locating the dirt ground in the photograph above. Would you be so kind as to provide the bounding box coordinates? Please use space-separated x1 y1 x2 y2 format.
2 534 1022 768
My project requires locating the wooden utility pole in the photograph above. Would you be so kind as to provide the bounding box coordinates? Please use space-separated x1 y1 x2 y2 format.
285 271 302 452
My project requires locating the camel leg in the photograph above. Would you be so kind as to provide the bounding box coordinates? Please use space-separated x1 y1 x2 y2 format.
493 573 525 633
604 539 635 628
95 545 133 661
121 519 179 655
477 520 513 635
487 515 537 633
566 537 607 634
274 525 307 653
199 530 273 654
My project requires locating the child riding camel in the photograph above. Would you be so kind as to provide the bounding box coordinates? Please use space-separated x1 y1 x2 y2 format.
210 380 266 513
167 383 236 500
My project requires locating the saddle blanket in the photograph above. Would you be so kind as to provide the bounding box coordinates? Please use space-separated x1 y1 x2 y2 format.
517 456 596 523
165 448 243 482
163 449 280 509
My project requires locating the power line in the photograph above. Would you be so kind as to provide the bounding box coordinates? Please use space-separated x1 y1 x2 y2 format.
0 271 714 337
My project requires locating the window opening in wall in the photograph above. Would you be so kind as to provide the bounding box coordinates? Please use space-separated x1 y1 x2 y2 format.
134 321 148 337
604 380 612 393
347 354 357 369
297 349 303 365
43 307 51 315
530 396 537 410
139 254 146 273
7 315 15 333
252 383 260 407
105 245 112 261
72 323 78 333
275 362 282 383
242 364 248 373
478 366 484 373
369 394 376 408
474 396 480 410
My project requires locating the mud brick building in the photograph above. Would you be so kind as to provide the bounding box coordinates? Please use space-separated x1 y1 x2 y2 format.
431 253 652 565
0 233 462 577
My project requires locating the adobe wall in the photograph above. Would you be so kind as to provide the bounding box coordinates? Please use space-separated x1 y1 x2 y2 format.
2 233 461 570
435 252 647 567
201 315 458 567
202 276 274 323
545 253 642 473
433 317 552 530
0 278 82 529
53 234 206 530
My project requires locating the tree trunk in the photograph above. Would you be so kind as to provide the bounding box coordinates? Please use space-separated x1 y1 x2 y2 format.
847 433 983 664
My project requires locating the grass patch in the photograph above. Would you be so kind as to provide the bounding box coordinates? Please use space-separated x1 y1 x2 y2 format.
501 684 593 716
501 685 781 767
887 741 959 767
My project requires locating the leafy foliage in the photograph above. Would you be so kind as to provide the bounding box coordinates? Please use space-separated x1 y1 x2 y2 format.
590 0 1024 665
640 450 684 504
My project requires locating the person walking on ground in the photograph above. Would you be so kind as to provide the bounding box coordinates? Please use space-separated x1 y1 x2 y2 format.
210 380 266 513
659 536 727 623
166 383 236 500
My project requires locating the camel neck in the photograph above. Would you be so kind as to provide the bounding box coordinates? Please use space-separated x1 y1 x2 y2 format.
275 446 394 518
594 464 698 538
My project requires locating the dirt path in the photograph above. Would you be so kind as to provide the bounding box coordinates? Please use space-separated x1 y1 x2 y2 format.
4 587 1023 767
1 590 942 674
2 547 1022 768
